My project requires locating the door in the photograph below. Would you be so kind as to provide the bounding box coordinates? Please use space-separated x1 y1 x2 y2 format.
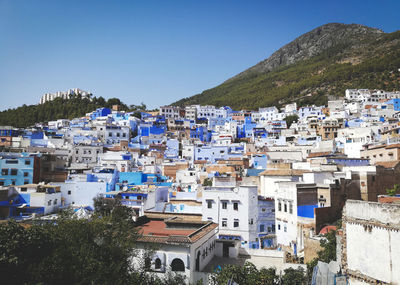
223 243 229 257
195 251 200 271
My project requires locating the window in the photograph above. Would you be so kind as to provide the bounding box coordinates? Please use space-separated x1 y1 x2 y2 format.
233 202 238 211
278 224 281 230
207 200 212 209
222 219 227 227
0 181 4 186
24 180 29 185
144 257 151 271
222 201 227 209
234 219 239 228
284 203 287 212
154 258 161 270
76 150 79 154
260 225 265 232
171 258 185 272
68 190 71 195
109 132 113 137
289 203 293 214
48 200 52 206
278 201 281 211
249 218 253 225
24 172 29 177
284 225 287 232
1 169 8 175
122 133 126 137
11 180 15 185
262 208 266 212
54 199 57 205
25 160 31 165
5 159 18 164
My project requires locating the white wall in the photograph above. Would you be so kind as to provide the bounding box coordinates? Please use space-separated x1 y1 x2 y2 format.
344 200 400 284
55 181 107 208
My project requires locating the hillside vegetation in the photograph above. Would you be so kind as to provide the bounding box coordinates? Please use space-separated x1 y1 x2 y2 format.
0 96 129 128
173 24 400 110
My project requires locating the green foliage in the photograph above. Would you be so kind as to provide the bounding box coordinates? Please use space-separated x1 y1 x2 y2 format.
0 96 130 128
0 201 185 285
210 261 306 285
317 230 337 263
386 184 400 196
281 267 307 285
0 215 137 284
210 262 277 285
129 102 147 112
202 178 213 186
173 31 400 110
284 115 299 128
307 229 337 280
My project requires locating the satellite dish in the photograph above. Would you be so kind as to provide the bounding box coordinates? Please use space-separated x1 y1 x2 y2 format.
233 188 239 193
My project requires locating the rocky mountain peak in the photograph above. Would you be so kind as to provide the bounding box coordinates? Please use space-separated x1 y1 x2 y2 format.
232 23 384 79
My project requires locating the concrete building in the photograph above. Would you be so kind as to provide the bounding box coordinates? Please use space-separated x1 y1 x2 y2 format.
160 106 182 119
360 143 400 165
70 145 103 167
39 88 92 104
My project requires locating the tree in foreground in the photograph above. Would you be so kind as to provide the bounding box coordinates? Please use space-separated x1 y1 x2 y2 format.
307 229 337 281
210 261 306 285
0 197 186 285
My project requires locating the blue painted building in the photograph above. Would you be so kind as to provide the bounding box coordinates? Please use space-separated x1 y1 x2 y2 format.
116 172 171 191
190 127 212 142
0 188 44 218
139 123 167 137
326 157 370 167
251 154 268 169
256 197 276 249
165 139 180 159
194 145 229 163
90 108 111 120
297 204 319 218
386 98 400 111
0 153 40 186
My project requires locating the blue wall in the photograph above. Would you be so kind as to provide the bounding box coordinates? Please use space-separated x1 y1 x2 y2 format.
297 204 318 218
0 154 36 186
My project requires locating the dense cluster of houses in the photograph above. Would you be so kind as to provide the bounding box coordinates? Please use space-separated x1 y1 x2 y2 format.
1 88 400 284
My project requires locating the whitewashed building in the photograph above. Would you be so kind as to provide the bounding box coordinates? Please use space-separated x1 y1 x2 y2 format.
342 200 400 284
202 185 258 247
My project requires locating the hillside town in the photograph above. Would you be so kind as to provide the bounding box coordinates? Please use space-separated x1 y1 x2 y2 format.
1 88 400 284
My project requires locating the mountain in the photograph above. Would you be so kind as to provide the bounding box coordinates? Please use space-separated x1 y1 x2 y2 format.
173 23 400 110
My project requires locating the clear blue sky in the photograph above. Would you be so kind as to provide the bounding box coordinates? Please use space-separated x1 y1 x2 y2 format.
0 0 399 110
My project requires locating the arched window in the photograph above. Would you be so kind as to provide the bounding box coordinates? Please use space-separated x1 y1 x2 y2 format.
171 258 185 272
144 257 151 271
155 258 161 270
